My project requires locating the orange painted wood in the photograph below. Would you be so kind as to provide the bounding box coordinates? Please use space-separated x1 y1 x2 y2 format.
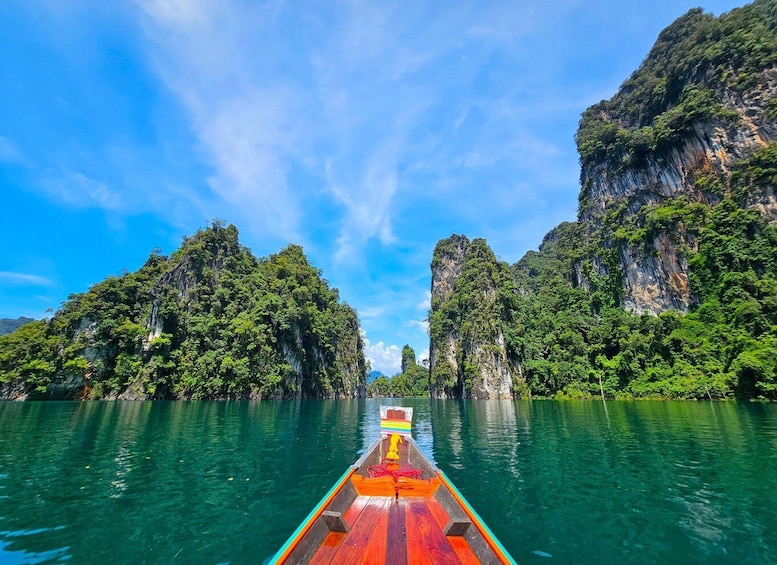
332 497 389 563
274 468 356 564
352 475 396 496
437 473 513 564
396 477 441 497
309 532 347 565
407 499 461 565
385 498 408 565
405 500 434 565
448 536 481 565
343 495 371 527
425 498 450 530
359 498 390 565
352 475 441 498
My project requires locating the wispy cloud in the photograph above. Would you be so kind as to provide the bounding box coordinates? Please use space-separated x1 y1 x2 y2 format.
358 305 387 321
40 171 124 211
0 136 27 165
136 0 303 242
0 272 52 286
327 155 398 261
417 291 431 311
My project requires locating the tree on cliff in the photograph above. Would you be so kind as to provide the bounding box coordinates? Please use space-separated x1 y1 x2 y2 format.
0 222 367 400
401 345 415 375
428 0 777 400
367 344 429 397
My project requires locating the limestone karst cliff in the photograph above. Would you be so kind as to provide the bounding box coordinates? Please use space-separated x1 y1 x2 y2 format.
428 236 523 399
0 222 367 400
429 0 777 400
576 2 777 314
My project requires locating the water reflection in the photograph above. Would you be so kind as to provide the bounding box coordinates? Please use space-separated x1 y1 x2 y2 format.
1 400 776 564
360 399 435 461
0 400 368 564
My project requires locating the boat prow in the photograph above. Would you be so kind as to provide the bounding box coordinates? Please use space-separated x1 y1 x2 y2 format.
271 407 515 564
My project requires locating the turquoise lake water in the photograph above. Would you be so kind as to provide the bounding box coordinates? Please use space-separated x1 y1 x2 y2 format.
0 399 775 564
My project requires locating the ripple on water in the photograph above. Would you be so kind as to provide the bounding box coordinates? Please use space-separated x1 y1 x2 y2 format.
1 400 777 564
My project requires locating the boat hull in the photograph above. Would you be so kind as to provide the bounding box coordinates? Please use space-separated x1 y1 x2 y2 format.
271 436 515 564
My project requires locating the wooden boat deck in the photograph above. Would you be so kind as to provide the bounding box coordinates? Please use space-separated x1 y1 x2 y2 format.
272 410 515 564
309 495 480 565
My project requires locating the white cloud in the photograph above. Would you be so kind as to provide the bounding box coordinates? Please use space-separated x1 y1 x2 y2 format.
133 0 581 262
417 290 431 310
358 305 387 321
327 155 398 261
40 171 124 211
136 0 302 242
361 329 401 376
408 319 429 334
0 272 52 286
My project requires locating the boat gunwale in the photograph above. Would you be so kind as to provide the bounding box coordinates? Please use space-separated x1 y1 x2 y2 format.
437 469 517 565
269 439 382 564
270 435 516 564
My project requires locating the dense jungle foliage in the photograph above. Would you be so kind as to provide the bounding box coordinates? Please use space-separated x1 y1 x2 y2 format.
428 238 521 397
367 345 430 397
0 223 366 399
428 144 777 400
576 0 777 171
429 0 777 400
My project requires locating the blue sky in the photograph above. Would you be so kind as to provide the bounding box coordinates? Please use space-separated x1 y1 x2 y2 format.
1 0 745 375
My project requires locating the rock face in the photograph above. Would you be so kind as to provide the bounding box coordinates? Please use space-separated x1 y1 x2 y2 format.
427 2 777 399
578 99 777 314
568 0 777 315
428 236 522 399
0 223 367 400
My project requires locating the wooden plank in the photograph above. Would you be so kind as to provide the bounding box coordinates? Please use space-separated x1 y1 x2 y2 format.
405 500 434 565
425 498 450 530
407 499 461 565
385 499 408 565
283 518 330 563
448 536 481 565
352 475 396 497
396 477 441 497
309 532 347 565
343 495 371 527
437 473 512 564
360 498 390 565
273 467 356 564
352 474 441 498
328 481 358 516
444 519 471 537
332 497 388 563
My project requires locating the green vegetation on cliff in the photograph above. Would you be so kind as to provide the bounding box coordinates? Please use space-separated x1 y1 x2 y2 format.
429 237 520 398
576 0 777 171
429 1 777 400
427 144 777 400
0 222 366 400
